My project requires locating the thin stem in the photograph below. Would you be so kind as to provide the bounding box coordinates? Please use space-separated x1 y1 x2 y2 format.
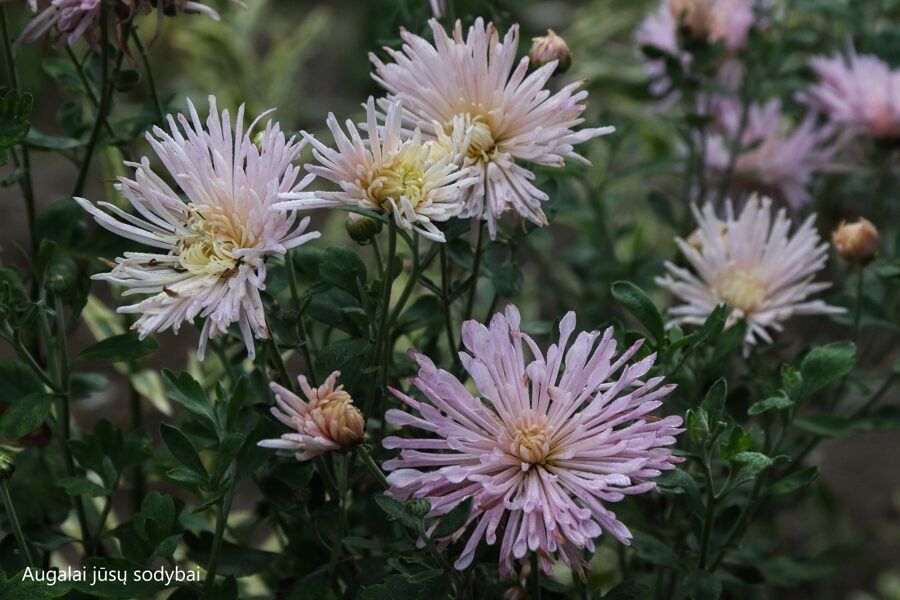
203 483 236 596
0 479 34 568
53 294 91 550
0 5 36 254
73 0 111 198
387 233 420 327
359 446 388 489
369 221 397 417
852 266 864 342
64 46 117 141
132 30 165 126
128 380 145 514
462 220 485 326
698 462 717 569
439 246 458 366
530 552 542 600
286 251 317 385
213 341 237 385
266 333 294 393
327 453 351 587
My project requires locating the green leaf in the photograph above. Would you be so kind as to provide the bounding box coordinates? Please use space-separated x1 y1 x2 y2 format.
70 558 169 598
701 378 727 427
0 393 53 439
319 246 367 295
793 414 855 438
611 281 665 343
41 58 86 93
57 476 109 497
77 332 158 363
0 359 43 403
603 582 651 599
432 497 472 538
25 128 84 151
691 303 729 348
184 531 278 576
768 466 819 496
682 570 722 600
162 370 217 426
730 451 774 475
797 341 855 400
632 531 684 568
374 494 417 528
686 408 710 445
160 423 207 478
711 319 746 363
720 426 751 460
0 91 32 166
748 393 794 416
166 467 208 487
0 571 70 598
213 433 246 482
492 262 523 297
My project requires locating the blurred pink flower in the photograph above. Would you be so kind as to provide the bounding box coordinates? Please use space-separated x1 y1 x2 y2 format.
656 196 845 351
15 0 230 47
705 98 837 209
383 306 683 578
76 96 319 360
259 371 365 461
370 18 613 238
799 46 900 140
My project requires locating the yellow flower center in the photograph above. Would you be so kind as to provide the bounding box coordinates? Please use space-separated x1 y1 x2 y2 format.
509 413 552 466
176 204 253 279
715 269 767 313
368 158 426 212
449 114 496 162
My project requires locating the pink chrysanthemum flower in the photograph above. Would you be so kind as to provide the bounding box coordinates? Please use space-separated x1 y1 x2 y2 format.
383 306 683 578
258 371 365 461
635 0 754 97
15 0 228 47
76 96 319 360
275 97 478 243
370 18 613 238
705 99 836 209
799 45 900 140
655 196 845 351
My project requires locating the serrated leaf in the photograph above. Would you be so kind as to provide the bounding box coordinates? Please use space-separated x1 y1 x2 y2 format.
319 246 367 295
160 423 207 477
748 393 794 416
798 341 855 400
77 332 158 363
432 497 472 538
611 281 665 343
162 370 217 426
768 466 819 496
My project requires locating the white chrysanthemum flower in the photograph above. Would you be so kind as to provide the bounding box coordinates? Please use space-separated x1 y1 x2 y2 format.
275 97 478 243
655 196 845 350
369 18 614 237
76 96 319 360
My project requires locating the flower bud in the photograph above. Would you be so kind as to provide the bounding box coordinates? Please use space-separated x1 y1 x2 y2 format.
345 212 383 244
529 30 572 74
0 452 15 480
832 218 879 264
405 498 432 519
668 0 715 48
43 257 79 295
318 391 366 448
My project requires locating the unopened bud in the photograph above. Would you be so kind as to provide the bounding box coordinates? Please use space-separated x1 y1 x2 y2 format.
529 30 572 74
44 257 78 295
0 453 15 480
345 212 383 244
668 0 715 48
319 391 365 447
832 218 879 264
405 498 431 519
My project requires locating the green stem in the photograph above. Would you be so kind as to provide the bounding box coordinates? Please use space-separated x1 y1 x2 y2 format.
203 482 236 596
73 0 111 198
698 462 717 569
439 246 458 366
266 332 294 393
212 341 238 385
387 233 420 327
53 294 91 551
0 5 36 254
852 266 864 342
369 220 398 417
286 251 317 385
0 479 34 568
132 30 165 126
128 380 144 514
359 446 388 489
462 220 485 327
327 453 351 587
530 552 542 600
64 46 118 141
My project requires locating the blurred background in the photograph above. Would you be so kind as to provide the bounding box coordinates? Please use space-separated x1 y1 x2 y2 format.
1 0 898 597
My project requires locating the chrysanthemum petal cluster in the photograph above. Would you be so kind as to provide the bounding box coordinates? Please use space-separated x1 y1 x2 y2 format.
77 96 319 360
656 196 845 350
799 45 900 140
383 305 683 578
706 99 837 209
259 371 365 461
370 18 613 237
275 97 479 242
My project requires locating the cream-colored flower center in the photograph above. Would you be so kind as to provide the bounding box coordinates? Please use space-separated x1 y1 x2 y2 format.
715 269 767 313
449 114 496 162
368 158 426 212
176 204 254 278
509 413 552 465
